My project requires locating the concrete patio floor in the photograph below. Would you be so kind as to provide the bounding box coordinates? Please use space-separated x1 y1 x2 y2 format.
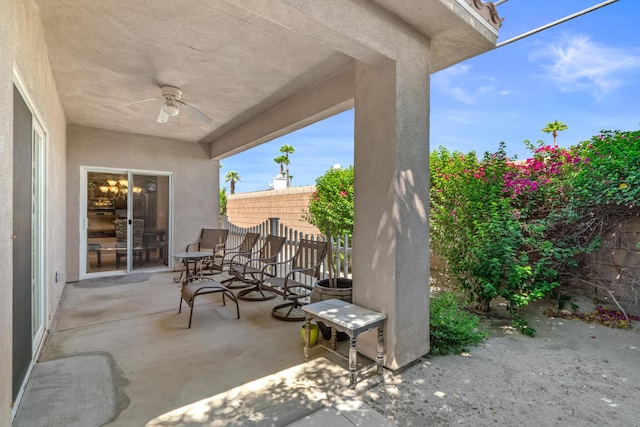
13 272 393 426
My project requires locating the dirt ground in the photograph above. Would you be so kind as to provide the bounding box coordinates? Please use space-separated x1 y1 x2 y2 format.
361 293 640 426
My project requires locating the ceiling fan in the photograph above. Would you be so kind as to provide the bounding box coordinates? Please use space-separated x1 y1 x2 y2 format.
128 85 212 125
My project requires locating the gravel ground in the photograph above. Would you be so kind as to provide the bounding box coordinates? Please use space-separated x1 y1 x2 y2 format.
361 295 640 426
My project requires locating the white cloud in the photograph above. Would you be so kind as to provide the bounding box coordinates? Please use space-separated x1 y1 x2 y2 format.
432 64 498 104
530 33 640 99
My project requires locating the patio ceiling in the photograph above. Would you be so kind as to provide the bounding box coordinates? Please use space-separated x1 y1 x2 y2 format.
34 0 500 154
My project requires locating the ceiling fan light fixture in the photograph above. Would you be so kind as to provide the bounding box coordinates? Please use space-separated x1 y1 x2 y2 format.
131 85 211 124
162 102 180 117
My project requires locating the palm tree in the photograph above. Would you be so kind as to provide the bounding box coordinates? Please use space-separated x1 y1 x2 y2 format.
542 120 568 147
225 171 241 194
279 145 295 185
274 155 288 176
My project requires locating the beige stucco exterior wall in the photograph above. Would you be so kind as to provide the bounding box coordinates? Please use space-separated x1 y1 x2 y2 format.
66 125 220 282
353 50 431 367
0 2 500 418
1 0 68 422
226 186 321 236
0 6 12 423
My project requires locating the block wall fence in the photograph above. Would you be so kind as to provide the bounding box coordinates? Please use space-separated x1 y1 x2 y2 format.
584 217 640 313
226 186 321 237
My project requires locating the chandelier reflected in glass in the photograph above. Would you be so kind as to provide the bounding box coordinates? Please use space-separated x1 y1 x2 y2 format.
98 178 142 199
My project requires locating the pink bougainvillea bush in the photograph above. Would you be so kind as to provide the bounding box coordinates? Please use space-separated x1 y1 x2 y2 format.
430 129 640 335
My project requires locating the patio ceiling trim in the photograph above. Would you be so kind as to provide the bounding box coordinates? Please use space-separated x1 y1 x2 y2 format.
206 0 500 160
223 0 399 65
206 65 355 159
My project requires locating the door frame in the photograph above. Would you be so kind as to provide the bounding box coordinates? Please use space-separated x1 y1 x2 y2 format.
79 166 173 279
12 68 49 416
31 119 47 355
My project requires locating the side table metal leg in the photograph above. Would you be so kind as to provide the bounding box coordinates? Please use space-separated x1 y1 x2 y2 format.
377 325 385 375
349 336 357 389
303 316 311 362
331 327 337 350
183 259 191 285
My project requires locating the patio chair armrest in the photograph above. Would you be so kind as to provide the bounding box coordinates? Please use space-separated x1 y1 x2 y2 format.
255 258 282 272
246 259 281 280
283 278 313 293
233 258 272 276
289 257 325 277
219 249 241 261
229 252 251 265
185 241 200 252
217 249 251 270
289 264 321 275
281 268 316 290
262 259 288 267
223 242 243 252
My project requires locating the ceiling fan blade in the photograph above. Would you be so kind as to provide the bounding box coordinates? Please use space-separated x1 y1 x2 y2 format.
157 106 170 124
126 97 160 107
178 100 212 124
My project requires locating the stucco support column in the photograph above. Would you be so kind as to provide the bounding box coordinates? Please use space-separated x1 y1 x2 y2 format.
353 50 430 370
212 158 221 225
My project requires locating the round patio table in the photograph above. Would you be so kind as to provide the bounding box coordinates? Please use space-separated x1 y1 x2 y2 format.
172 251 211 284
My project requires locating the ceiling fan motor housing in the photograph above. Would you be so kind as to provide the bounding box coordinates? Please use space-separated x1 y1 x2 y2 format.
161 85 182 101
150 85 211 124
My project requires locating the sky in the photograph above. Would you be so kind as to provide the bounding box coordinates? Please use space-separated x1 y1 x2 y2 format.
220 0 640 193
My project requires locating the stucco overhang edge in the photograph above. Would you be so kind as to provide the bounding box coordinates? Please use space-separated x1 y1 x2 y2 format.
206 66 355 160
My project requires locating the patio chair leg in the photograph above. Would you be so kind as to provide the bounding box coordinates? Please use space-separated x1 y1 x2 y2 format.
237 286 276 301
183 286 241 328
234 297 240 319
226 280 253 290
188 303 194 328
222 290 240 319
271 301 305 322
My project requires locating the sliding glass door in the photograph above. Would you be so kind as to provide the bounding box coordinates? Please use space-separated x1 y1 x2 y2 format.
131 173 170 271
83 168 170 276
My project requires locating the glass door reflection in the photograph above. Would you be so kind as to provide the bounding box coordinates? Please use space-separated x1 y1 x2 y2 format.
86 171 129 274
85 171 170 274
132 174 169 270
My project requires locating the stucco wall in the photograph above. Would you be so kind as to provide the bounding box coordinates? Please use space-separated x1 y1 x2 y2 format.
0 6 12 423
227 186 321 236
1 0 68 421
66 125 219 282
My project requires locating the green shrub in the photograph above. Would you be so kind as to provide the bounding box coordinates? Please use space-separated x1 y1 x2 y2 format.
570 130 640 210
429 292 487 355
219 188 227 216
429 138 602 335
304 165 354 239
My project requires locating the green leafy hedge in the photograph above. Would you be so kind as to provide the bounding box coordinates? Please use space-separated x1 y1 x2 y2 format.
430 129 640 335
304 165 354 238
430 292 487 355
